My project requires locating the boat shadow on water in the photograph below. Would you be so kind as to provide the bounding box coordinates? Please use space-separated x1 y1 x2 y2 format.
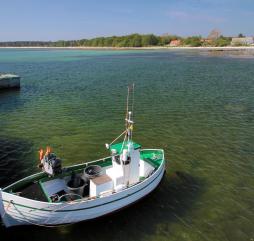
1 168 205 241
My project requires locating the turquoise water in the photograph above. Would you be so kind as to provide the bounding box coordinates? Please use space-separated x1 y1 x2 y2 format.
0 49 253 241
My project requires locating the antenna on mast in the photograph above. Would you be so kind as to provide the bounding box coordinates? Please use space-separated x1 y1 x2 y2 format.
105 84 135 150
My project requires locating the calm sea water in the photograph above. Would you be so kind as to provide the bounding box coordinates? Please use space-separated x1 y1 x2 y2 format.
0 49 253 241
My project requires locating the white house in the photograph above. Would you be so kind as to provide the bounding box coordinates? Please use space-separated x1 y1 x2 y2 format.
231 37 254 46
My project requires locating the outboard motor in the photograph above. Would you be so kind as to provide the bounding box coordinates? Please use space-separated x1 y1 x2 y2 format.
40 148 62 176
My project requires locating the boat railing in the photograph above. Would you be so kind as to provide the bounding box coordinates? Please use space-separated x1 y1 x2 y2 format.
65 155 113 169
66 149 164 170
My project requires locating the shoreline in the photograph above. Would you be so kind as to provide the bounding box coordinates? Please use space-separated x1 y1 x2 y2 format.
1 46 254 51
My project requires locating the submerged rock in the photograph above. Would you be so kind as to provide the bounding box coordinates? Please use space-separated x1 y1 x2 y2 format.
0 73 20 90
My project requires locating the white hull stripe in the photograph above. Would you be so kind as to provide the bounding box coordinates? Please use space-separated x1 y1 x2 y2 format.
3 167 164 212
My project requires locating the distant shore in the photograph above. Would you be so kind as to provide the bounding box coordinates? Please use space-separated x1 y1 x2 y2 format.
1 46 254 51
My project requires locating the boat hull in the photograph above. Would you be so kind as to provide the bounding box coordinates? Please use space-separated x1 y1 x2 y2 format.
0 159 165 227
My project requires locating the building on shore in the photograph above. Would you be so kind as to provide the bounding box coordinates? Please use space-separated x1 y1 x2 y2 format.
169 39 182 47
231 37 254 46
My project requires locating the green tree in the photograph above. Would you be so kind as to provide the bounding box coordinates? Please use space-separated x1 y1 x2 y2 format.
183 36 202 47
55 40 66 47
214 36 231 47
141 34 159 46
130 34 142 47
103 37 114 47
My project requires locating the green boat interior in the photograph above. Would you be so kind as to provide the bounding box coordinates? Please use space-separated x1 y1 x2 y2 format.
3 144 164 203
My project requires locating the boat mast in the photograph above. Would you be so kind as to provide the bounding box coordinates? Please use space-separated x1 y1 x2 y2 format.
105 84 135 150
125 84 134 143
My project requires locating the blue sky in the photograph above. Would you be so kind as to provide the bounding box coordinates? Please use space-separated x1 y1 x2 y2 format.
0 0 253 41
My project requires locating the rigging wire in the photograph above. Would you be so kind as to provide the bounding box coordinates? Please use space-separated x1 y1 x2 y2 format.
132 83 135 124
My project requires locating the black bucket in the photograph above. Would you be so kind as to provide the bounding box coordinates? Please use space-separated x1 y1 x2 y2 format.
84 165 102 179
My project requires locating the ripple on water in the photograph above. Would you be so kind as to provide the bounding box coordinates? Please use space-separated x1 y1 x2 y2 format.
0 137 36 187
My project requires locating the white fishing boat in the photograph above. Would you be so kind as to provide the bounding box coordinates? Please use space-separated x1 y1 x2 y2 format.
0 86 165 227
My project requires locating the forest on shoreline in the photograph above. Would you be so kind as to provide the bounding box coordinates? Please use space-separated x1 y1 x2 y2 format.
0 33 235 48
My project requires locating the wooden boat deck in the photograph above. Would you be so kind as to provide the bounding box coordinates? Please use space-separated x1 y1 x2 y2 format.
14 182 49 202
